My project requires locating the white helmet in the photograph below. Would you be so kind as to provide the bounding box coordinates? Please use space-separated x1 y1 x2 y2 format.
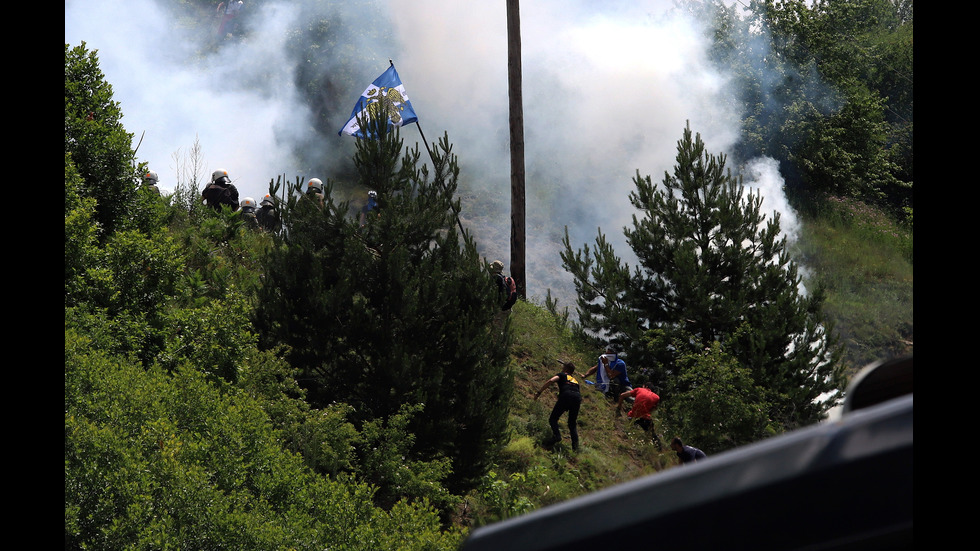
143 170 159 184
241 197 256 209
368 190 378 199
307 178 323 193
212 169 229 182
260 194 274 206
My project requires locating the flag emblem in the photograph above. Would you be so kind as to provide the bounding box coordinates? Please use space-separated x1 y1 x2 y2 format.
339 65 418 138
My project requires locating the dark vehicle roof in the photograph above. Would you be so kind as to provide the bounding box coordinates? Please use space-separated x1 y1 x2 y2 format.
462 357 912 551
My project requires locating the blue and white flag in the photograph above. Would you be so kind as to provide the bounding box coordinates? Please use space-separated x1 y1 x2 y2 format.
339 65 419 138
596 354 611 393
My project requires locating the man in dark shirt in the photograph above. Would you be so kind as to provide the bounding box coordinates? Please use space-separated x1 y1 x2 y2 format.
535 362 583 451
202 169 239 211
671 437 706 464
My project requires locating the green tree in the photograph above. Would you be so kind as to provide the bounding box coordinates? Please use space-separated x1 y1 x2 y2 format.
783 85 900 202
562 124 845 440
653 336 775 453
688 1 912 213
65 154 100 305
253 122 512 495
740 0 913 210
66 147 185 366
65 44 468 545
66 42 149 236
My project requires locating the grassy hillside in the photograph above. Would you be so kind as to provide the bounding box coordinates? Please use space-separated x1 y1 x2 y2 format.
63 196 912 545
460 196 913 528
794 196 913 374
460 301 673 528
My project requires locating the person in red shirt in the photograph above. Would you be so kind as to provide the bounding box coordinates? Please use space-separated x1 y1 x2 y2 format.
616 382 663 449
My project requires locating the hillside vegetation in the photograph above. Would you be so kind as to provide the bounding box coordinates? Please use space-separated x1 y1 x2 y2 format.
65 203 910 547
64 110 911 548
794 197 913 372
66 1 911 547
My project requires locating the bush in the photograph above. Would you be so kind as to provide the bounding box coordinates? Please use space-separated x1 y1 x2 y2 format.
65 327 458 550
659 340 774 454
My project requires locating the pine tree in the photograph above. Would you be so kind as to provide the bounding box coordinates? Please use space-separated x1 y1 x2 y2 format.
562 123 845 436
253 121 512 493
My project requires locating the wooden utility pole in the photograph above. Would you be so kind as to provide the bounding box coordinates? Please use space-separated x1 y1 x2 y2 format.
506 0 527 299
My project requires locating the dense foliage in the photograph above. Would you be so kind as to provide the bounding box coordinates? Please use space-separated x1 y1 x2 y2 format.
714 0 914 369
689 0 913 216
66 329 460 550
65 43 160 237
65 42 479 548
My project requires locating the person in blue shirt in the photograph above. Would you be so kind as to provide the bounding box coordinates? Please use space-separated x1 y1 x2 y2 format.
360 190 380 226
582 345 632 399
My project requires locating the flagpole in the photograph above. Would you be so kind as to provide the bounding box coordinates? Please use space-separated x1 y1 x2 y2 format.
413 119 465 236
414 120 435 167
390 58 465 237
344 61 465 235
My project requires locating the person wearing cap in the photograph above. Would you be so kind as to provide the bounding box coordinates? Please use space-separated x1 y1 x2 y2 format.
582 345 632 399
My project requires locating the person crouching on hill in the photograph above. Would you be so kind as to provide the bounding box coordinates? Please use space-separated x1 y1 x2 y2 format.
616 382 663 450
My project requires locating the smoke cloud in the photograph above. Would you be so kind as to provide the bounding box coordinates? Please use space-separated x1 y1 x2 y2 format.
65 0 800 308
66 0 313 200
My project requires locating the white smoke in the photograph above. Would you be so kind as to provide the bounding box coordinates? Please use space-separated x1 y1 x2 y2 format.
65 0 799 308
65 0 311 200
387 0 747 303
743 156 800 244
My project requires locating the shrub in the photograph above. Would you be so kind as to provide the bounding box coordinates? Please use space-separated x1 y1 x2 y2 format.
65 328 457 550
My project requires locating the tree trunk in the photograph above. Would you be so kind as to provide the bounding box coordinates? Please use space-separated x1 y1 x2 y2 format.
506 0 526 299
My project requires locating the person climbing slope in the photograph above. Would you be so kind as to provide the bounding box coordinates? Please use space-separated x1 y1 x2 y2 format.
616 382 664 449
534 362 583 451
582 344 632 399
